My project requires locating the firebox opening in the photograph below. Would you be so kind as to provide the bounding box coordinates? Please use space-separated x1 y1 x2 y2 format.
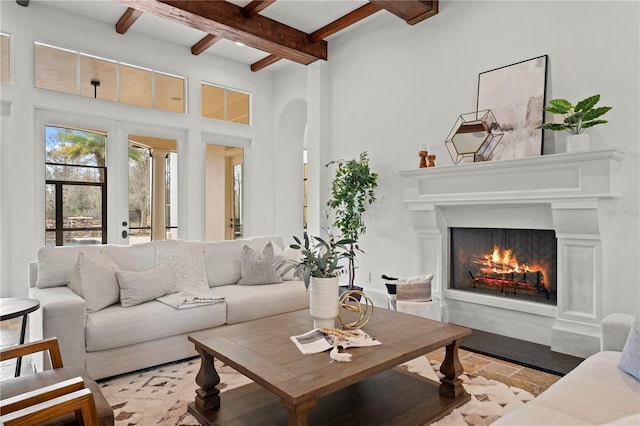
450 227 557 306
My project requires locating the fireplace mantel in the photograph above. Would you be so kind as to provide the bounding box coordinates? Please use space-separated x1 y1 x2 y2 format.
399 148 625 205
399 148 626 358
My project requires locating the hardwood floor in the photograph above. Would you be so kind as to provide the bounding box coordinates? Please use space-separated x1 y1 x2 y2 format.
459 328 584 376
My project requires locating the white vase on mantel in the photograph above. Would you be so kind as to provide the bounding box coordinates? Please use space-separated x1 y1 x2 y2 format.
308 276 339 329
566 133 590 152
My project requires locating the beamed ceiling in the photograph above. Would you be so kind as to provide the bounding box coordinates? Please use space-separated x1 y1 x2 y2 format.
22 0 439 72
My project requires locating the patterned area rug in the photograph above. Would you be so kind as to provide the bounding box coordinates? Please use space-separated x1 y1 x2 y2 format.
100 356 534 426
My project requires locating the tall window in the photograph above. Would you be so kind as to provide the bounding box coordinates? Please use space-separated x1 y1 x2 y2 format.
45 126 107 246
201 82 250 125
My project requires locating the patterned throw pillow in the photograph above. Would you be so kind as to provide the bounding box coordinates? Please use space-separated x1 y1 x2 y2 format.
68 251 118 298
116 265 178 308
238 241 283 285
76 252 120 313
619 315 640 380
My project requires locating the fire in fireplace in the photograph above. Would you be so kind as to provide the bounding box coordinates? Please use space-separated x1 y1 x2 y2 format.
450 228 557 305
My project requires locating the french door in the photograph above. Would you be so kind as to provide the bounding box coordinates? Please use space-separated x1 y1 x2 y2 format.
37 110 184 246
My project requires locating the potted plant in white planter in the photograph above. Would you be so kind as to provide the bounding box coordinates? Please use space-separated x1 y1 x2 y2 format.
326 152 378 293
277 231 353 328
540 94 612 152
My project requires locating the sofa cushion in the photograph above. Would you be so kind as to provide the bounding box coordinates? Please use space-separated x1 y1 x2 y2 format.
203 236 284 287
85 300 226 352
68 251 118 298
100 242 156 272
154 240 209 293
278 246 302 281
238 241 283 285
214 280 308 324
619 316 640 380
77 252 120 314
529 351 640 424
603 414 640 425
116 265 178 308
36 245 103 288
36 243 156 288
495 351 640 425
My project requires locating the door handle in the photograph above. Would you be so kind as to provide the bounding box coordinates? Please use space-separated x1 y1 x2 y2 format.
122 230 128 238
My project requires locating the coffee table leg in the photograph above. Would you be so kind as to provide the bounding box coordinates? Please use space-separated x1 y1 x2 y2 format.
281 398 316 426
193 346 221 412
439 338 465 398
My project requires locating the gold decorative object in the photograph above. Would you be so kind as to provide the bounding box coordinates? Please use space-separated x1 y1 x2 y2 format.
445 109 504 164
337 290 374 329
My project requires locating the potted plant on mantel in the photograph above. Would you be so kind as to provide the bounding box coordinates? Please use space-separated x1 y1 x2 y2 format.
277 231 354 328
540 94 612 152
326 151 379 294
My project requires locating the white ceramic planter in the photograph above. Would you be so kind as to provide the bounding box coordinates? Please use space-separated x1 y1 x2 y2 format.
566 134 590 152
308 276 339 329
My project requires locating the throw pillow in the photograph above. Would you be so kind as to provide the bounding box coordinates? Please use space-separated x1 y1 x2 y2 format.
278 246 302 281
619 315 640 380
68 251 118 298
238 241 283 285
116 265 178 308
154 240 209 293
76 252 120 314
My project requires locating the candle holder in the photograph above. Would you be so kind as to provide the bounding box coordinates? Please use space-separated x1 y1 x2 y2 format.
419 151 428 168
427 154 436 167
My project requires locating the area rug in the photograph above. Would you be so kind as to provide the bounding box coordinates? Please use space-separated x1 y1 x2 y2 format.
99 356 534 426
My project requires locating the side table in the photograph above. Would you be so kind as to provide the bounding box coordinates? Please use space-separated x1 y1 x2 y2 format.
0 298 40 377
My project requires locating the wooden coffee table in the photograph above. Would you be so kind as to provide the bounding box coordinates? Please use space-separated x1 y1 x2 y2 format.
188 308 470 425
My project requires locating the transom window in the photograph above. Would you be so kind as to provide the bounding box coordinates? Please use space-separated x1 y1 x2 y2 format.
35 42 185 113
201 82 250 125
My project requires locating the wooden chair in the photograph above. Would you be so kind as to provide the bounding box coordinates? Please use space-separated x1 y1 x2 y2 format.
1 377 99 426
0 338 114 426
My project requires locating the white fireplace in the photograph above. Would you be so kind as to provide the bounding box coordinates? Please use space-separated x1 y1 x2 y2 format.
400 148 625 358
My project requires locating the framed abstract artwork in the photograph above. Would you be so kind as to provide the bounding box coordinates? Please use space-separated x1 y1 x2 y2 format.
477 55 548 160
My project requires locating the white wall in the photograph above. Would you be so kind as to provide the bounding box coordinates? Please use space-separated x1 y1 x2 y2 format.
2 0 638 320
0 1 278 296
279 1 639 314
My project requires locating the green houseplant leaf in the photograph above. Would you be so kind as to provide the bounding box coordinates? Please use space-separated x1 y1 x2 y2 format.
275 230 347 290
540 94 612 135
325 152 378 289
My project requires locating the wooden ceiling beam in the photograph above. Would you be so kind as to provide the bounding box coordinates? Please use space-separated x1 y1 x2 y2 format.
191 1 276 57
370 0 438 25
310 3 382 42
191 34 222 55
243 0 276 18
251 3 382 72
251 54 282 72
114 0 326 65
116 7 143 34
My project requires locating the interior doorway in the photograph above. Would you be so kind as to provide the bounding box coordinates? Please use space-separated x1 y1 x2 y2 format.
205 144 244 241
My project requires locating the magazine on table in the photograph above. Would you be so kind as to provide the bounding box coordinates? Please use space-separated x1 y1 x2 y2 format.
290 328 381 355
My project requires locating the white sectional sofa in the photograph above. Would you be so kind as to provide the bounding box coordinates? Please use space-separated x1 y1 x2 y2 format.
495 313 640 425
28 236 308 380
